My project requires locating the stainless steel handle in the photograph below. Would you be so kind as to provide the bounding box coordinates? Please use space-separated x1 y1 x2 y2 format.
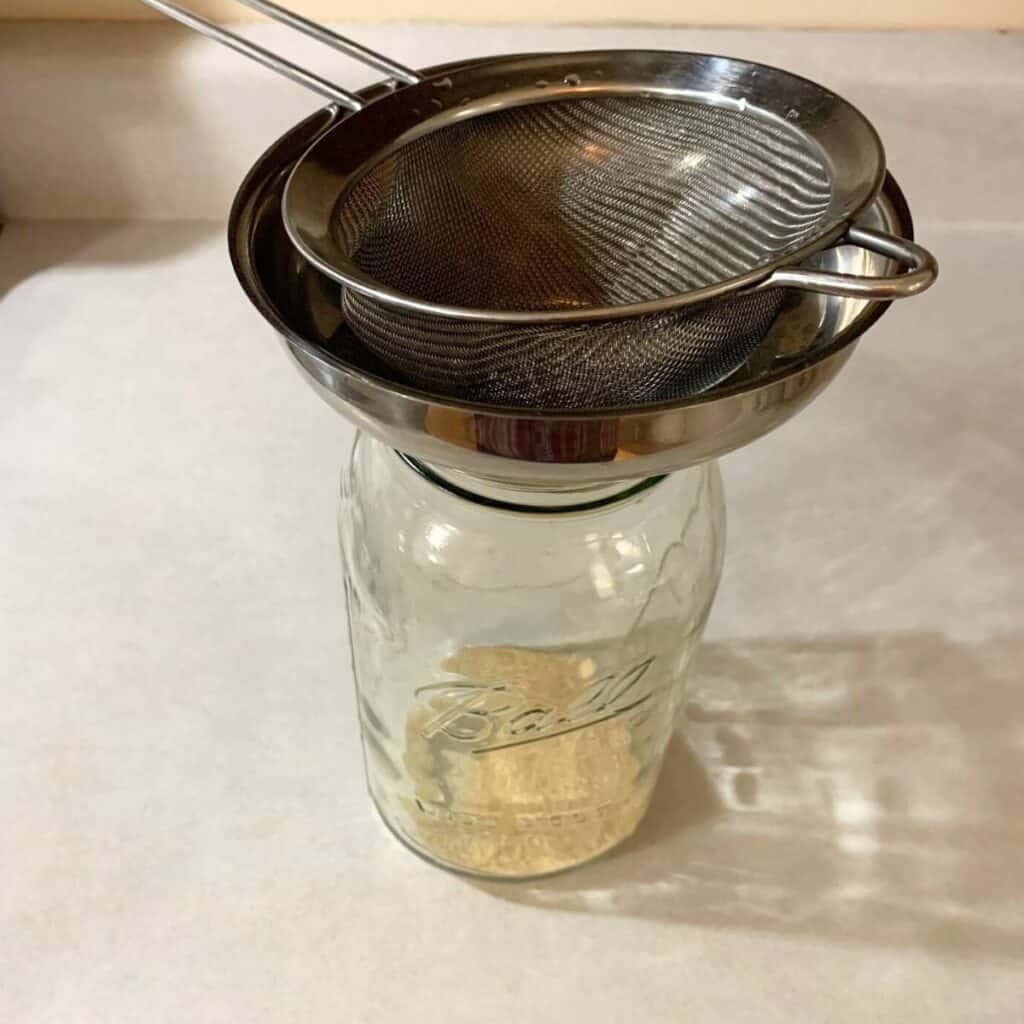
763 226 938 300
138 0 420 110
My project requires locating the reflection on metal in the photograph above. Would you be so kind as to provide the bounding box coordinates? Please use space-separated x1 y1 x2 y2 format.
229 62 914 485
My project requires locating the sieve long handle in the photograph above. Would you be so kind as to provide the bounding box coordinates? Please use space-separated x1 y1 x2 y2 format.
137 0 420 110
763 226 937 300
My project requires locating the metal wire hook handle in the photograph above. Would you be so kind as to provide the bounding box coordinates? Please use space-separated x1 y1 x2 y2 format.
138 0 420 109
762 225 938 300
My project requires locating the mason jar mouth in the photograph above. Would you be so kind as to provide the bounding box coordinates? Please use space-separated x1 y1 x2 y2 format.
397 450 667 514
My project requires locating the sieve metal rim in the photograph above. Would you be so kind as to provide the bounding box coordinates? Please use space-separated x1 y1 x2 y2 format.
281 49 888 324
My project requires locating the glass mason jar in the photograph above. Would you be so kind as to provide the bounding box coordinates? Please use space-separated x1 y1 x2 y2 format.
340 433 725 879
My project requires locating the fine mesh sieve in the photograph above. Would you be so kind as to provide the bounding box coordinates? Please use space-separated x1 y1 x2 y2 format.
332 94 819 404
143 0 938 408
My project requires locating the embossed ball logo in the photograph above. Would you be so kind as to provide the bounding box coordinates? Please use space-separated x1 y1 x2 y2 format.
415 656 659 753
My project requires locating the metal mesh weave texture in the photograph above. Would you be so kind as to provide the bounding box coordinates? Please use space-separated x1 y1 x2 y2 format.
334 95 826 407
343 286 786 409
336 96 831 310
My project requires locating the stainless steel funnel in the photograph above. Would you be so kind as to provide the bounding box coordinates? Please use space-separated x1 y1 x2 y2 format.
229 58 915 487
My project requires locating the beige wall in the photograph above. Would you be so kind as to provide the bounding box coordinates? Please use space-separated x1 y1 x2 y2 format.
3 0 1023 28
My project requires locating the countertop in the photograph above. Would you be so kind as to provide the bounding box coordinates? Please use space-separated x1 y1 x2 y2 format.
2 22 1023 1024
